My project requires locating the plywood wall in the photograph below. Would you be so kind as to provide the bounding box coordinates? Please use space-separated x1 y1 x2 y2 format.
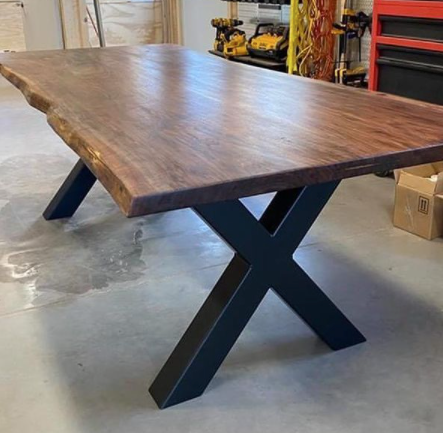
0 0 163 52
85 0 163 47
60 0 89 48
0 1 26 52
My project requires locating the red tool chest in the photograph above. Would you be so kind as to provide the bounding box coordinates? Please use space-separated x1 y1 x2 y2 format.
369 0 443 104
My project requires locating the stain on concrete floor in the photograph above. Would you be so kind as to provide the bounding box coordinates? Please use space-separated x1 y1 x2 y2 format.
0 155 148 296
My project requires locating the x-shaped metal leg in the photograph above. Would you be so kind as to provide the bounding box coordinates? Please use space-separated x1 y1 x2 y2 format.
43 159 96 220
149 181 366 409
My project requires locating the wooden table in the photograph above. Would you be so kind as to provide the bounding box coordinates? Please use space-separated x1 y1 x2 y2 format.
1 44 443 409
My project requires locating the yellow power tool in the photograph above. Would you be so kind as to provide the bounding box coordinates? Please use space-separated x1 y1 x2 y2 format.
332 8 372 86
211 18 248 58
248 23 289 62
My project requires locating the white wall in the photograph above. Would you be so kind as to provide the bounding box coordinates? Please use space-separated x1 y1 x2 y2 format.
181 0 228 52
22 0 64 50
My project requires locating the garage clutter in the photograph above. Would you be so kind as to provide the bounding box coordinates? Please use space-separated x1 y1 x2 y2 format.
394 163 443 240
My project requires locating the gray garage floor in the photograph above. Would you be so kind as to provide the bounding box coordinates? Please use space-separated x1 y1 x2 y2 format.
1 76 443 433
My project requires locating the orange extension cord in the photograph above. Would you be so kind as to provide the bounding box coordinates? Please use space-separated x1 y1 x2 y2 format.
288 0 337 80
311 0 337 80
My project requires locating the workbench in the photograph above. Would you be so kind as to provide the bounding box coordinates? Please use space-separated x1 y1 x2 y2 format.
1 45 443 409
209 49 287 72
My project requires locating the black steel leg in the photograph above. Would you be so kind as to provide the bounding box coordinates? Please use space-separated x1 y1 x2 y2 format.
149 181 366 409
43 159 96 220
272 261 366 350
149 256 268 408
259 183 366 350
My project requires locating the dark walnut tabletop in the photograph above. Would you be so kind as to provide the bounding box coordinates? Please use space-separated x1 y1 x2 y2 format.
1 44 443 216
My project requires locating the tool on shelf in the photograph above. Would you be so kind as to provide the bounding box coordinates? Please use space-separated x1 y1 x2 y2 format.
333 7 371 85
211 18 249 58
248 23 290 62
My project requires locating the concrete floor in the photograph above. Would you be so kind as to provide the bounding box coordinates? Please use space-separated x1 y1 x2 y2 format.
1 75 443 433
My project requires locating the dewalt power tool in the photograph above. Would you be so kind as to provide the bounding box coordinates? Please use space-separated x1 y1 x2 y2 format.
247 23 289 62
333 7 372 86
211 18 248 58
334 66 367 86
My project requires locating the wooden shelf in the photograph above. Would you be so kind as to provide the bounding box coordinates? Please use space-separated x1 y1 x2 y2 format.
208 50 287 72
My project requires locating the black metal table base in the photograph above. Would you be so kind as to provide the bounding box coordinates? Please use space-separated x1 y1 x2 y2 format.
44 160 366 409
43 159 96 220
149 182 366 409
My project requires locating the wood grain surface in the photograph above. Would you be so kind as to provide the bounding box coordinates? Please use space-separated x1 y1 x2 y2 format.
1 44 443 217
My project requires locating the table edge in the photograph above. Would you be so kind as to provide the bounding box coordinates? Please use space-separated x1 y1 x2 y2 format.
2 51 443 217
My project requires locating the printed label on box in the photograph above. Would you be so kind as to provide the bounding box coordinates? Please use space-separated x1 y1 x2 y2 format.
418 196 429 215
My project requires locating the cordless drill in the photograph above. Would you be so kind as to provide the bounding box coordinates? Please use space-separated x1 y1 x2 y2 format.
211 18 245 55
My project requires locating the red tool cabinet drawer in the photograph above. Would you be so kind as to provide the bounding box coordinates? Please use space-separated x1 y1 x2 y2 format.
380 16 443 41
369 0 443 93
377 45 443 104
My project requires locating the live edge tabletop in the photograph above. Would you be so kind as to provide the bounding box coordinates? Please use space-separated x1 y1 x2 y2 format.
1 44 443 217
2 44 443 410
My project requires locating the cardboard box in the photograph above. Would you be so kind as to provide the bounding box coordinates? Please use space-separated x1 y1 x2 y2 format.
394 163 443 240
